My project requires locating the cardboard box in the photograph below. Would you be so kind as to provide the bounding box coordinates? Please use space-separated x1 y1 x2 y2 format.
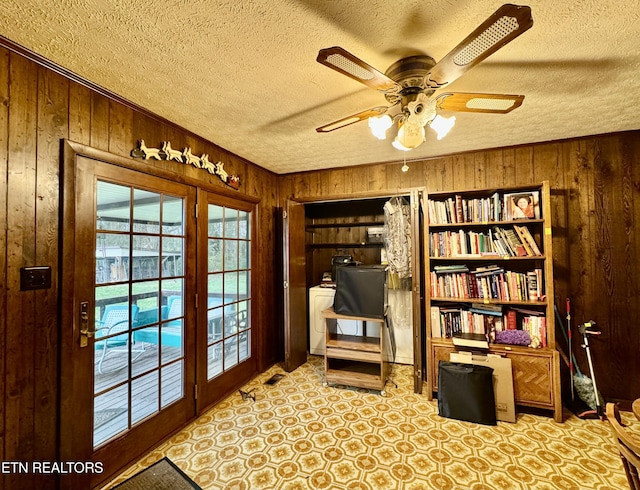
450 351 516 423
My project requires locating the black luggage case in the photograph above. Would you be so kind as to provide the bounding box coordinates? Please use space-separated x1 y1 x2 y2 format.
438 361 497 425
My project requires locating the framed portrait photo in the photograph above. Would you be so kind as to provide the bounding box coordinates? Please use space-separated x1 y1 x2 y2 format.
503 191 540 220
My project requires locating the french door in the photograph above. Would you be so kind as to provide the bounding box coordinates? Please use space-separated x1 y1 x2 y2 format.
60 144 259 487
60 153 197 488
195 190 257 409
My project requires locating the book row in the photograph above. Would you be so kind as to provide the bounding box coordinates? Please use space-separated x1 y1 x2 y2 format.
429 224 541 258
430 266 544 302
430 304 547 348
427 190 541 224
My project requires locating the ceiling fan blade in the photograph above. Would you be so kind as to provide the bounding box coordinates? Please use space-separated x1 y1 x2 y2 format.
316 107 389 133
317 47 401 92
436 92 524 113
426 4 533 89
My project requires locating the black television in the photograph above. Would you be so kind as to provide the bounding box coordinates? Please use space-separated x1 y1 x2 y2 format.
333 265 387 319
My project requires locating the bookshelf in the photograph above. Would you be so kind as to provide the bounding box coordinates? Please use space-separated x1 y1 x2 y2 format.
425 181 562 422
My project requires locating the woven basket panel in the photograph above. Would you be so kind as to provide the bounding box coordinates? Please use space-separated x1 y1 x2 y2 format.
508 353 552 404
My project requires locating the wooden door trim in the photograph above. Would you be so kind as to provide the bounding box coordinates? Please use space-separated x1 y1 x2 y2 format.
410 189 426 393
282 187 427 385
62 140 261 204
282 199 307 372
291 187 425 204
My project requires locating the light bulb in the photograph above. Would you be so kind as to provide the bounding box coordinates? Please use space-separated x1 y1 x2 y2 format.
430 115 456 140
393 121 425 150
368 114 393 140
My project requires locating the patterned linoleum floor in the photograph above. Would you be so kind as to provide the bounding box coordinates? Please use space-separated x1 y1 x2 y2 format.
103 356 631 490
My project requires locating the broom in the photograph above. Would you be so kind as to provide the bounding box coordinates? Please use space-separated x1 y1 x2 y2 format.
555 301 601 413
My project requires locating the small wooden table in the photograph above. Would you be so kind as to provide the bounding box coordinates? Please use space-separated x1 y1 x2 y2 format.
632 398 640 421
321 306 388 395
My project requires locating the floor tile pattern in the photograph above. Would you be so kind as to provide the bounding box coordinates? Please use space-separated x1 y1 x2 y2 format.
103 356 631 489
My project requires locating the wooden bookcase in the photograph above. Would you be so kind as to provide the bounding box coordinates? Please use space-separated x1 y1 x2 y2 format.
425 181 562 422
321 306 388 395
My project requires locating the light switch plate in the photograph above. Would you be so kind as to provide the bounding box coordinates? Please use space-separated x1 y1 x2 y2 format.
20 266 52 290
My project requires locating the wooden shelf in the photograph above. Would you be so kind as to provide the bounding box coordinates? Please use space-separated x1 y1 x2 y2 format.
431 297 548 306
308 242 383 248
322 307 387 393
306 221 384 229
428 219 544 228
321 307 385 322
327 334 381 353
429 255 546 261
326 360 383 390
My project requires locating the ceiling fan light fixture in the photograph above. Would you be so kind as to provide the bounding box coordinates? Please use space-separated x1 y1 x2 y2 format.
393 121 425 150
368 114 393 140
430 114 456 140
392 140 411 151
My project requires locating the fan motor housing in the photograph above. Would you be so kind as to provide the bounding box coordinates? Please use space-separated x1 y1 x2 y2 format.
384 55 436 104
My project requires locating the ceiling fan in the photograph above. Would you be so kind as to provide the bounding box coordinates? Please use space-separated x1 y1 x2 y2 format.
316 4 533 151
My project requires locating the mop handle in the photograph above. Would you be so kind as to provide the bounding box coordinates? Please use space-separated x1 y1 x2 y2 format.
566 298 574 401
582 331 603 416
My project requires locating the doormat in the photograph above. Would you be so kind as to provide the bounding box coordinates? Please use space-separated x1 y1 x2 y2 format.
112 457 201 490
264 373 285 385
94 408 127 429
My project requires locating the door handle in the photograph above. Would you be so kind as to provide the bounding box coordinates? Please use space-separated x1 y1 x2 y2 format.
79 301 93 347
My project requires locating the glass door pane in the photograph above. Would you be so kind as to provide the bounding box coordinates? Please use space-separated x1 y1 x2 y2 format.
206 203 252 380
93 180 186 448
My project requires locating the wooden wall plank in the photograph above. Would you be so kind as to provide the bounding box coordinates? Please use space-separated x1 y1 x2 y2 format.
34 67 69 482
483 149 503 187
68 82 91 145
514 146 535 184
0 47 9 469
625 133 640 399
591 135 637 401
5 52 38 468
90 92 110 150
473 151 488 188
108 100 134 156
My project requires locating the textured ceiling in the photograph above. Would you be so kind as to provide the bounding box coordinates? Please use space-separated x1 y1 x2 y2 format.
1 1 639 174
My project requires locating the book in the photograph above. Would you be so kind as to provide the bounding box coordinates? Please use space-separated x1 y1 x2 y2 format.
503 228 527 256
513 225 534 255
430 306 442 338
505 309 517 330
452 332 490 350
514 224 542 255
526 271 539 301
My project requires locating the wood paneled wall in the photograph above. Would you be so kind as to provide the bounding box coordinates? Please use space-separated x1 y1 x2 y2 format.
0 48 279 490
280 134 640 405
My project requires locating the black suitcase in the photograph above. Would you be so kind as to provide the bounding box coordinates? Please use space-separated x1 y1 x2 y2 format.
438 361 497 425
